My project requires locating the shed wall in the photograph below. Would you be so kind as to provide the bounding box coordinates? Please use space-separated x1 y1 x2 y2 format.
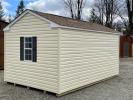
59 28 119 93
4 13 59 93
0 21 8 69
120 36 132 58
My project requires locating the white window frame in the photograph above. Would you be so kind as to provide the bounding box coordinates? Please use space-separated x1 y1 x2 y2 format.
24 37 33 61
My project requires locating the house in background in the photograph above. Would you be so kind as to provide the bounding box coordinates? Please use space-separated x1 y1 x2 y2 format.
0 20 8 69
4 9 119 96
120 35 133 58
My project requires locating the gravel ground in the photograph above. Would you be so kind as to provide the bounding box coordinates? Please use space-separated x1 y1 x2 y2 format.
0 58 133 100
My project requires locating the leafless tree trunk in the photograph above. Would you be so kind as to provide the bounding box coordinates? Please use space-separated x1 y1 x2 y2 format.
93 0 104 24
64 0 75 19
91 0 121 28
104 0 119 28
64 0 85 20
126 0 133 34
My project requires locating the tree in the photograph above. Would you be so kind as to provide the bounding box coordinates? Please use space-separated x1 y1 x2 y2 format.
0 1 4 20
93 0 104 25
113 21 125 32
125 0 133 35
89 8 101 24
16 0 25 17
89 9 97 22
64 0 86 20
92 0 121 28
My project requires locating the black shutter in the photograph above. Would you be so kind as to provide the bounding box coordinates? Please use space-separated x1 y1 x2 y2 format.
32 37 37 62
20 37 24 61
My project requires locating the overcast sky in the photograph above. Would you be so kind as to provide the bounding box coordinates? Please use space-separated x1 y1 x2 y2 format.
1 0 94 21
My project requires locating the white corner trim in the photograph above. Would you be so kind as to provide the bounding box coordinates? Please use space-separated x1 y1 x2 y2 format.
3 26 10 32
51 25 120 35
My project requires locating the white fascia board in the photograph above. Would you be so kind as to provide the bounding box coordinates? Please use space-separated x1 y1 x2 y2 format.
3 10 59 32
51 25 120 35
49 23 60 28
4 10 29 32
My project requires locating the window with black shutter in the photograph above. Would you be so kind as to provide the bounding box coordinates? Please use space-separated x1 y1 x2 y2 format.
20 37 37 62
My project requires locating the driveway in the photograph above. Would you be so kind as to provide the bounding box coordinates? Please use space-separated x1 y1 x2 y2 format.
0 58 133 100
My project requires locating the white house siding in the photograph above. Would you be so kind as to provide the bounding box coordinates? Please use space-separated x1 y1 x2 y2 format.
4 13 59 93
59 28 119 94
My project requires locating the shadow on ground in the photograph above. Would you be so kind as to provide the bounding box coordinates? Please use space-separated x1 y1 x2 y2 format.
0 58 133 100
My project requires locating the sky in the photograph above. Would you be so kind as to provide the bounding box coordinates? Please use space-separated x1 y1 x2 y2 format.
1 0 94 21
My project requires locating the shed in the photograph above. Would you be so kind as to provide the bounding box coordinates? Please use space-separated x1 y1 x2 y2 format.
0 20 8 69
4 9 119 96
120 35 132 58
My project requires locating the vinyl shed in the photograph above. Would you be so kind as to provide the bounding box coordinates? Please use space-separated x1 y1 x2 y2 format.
4 9 119 96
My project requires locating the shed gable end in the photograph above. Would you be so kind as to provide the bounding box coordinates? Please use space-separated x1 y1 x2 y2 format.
4 10 59 93
9 13 52 32
5 11 53 31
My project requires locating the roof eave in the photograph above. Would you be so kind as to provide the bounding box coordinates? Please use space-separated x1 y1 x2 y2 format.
51 24 120 35
4 9 120 35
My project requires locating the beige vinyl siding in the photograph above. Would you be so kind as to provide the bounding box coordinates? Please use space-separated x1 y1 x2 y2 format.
4 11 119 95
4 13 59 93
59 28 119 93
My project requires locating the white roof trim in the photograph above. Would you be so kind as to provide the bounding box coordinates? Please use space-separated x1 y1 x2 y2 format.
4 10 28 31
4 9 120 35
4 10 59 31
52 24 120 35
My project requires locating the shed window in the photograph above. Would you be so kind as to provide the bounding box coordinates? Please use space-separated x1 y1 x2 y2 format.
20 37 37 62
24 37 32 60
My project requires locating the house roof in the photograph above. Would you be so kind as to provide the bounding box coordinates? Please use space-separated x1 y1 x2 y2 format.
4 9 118 34
30 10 117 33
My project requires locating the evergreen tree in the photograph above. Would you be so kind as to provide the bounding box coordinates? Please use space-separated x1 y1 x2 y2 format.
0 2 4 20
16 0 25 17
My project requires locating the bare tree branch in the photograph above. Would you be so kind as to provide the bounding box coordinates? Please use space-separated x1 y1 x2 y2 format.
64 0 86 20
91 0 123 28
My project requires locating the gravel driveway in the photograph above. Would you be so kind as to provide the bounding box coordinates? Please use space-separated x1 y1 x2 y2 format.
0 58 133 100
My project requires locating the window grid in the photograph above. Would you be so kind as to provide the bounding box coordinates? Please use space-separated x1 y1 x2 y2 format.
24 37 32 61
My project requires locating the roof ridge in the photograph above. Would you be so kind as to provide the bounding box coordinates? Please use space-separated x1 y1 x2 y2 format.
29 9 81 21
4 9 118 33
29 9 100 24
